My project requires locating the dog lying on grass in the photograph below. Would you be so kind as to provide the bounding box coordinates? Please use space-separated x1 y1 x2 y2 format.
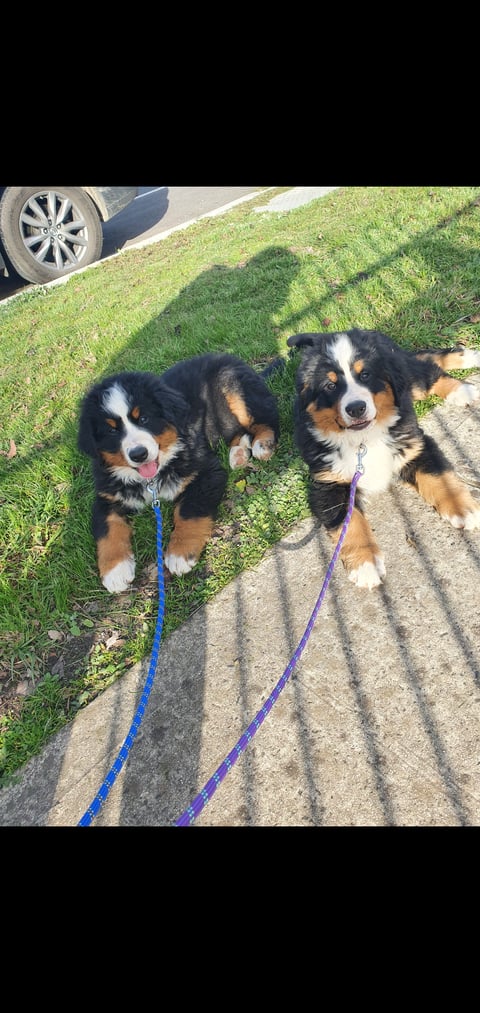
287 329 480 589
78 353 281 592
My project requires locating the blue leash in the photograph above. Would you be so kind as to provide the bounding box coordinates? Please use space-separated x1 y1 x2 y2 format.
77 498 165 827
78 446 365 826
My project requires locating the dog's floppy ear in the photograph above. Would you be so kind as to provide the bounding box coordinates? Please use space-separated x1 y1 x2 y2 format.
383 359 412 409
148 376 190 430
372 334 414 409
287 332 326 351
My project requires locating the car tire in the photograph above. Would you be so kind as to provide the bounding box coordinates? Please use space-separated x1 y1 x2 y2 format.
0 187 104 285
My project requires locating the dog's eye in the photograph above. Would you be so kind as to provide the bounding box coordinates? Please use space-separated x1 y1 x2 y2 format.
359 370 370 382
325 380 336 392
138 414 149 426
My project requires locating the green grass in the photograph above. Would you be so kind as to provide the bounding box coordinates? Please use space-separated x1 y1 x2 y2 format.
1 184 480 785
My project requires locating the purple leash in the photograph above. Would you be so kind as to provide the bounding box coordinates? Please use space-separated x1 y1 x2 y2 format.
174 445 366 826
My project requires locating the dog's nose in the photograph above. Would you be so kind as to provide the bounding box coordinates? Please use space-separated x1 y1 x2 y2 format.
346 400 367 419
128 445 149 463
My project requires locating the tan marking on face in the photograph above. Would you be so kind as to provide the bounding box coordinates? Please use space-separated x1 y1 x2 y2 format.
154 426 179 451
414 470 478 517
353 359 365 374
166 510 214 563
97 514 132 578
307 401 344 433
329 508 381 571
225 392 253 428
131 406 140 420
101 449 129 467
106 418 117 429
327 370 338 383
372 383 397 423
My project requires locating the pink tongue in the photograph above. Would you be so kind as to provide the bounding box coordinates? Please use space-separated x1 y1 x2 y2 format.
138 460 159 479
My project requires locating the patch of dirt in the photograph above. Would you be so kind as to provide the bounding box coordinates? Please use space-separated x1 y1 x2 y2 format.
1 624 107 724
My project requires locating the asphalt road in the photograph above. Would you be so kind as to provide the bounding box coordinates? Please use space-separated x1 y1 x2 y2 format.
0 186 269 302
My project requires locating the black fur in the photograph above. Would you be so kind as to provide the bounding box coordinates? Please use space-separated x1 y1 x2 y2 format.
78 353 282 592
287 329 480 589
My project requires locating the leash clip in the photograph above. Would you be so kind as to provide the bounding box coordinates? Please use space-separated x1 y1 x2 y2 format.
147 482 161 508
355 443 367 475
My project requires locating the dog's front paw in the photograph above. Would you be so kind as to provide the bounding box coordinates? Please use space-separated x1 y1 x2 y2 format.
102 556 136 593
229 433 252 468
165 516 213 575
164 549 197 575
347 554 386 589
446 382 480 406
252 434 276 460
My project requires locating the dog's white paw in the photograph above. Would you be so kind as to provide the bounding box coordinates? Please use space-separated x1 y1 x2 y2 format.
164 551 196 575
446 382 480 406
229 433 252 468
348 555 386 589
252 435 276 460
447 506 480 530
102 556 135 593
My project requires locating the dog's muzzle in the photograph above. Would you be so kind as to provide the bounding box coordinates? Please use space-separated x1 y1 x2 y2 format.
344 400 373 430
127 444 150 464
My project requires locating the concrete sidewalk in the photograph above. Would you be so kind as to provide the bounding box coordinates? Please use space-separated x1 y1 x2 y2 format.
1 379 480 827
254 187 339 212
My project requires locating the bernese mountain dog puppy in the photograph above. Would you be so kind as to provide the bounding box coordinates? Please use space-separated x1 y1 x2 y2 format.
78 353 280 593
287 329 480 590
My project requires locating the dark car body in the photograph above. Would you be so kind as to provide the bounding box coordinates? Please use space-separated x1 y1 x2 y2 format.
0 186 138 285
